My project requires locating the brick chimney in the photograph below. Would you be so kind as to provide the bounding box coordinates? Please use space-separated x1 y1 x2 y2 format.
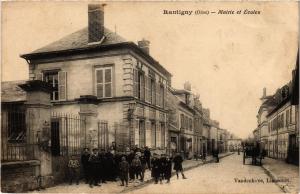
138 39 150 54
88 4 105 43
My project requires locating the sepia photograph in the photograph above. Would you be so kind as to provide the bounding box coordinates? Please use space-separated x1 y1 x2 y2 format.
1 1 299 193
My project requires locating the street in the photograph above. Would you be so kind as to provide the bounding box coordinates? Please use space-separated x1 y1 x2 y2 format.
34 153 285 194
132 153 282 194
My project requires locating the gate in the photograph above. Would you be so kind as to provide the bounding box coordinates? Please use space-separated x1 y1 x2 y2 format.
50 112 86 183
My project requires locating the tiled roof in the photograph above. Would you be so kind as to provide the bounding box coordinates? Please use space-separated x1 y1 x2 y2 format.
1 80 27 102
29 27 127 54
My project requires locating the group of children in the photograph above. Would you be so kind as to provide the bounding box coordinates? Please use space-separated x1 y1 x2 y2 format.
67 146 187 188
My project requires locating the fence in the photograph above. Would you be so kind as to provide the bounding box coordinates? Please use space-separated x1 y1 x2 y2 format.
51 112 86 156
1 105 36 162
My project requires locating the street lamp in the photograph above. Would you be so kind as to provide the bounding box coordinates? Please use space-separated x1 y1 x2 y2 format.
128 102 136 149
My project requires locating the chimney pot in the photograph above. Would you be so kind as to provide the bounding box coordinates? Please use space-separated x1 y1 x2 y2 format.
263 87 267 98
138 39 150 54
184 81 191 91
88 4 105 43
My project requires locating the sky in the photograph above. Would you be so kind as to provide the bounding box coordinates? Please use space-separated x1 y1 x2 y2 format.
2 2 299 139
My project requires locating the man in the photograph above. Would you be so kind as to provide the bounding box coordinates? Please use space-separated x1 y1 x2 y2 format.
119 156 129 187
98 149 106 183
127 150 135 181
68 154 80 185
144 146 151 170
81 148 90 184
159 154 167 183
139 153 147 182
173 153 187 179
88 148 100 188
151 153 160 184
164 155 172 183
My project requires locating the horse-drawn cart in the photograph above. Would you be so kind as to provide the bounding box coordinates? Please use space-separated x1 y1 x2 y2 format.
242 141 266 165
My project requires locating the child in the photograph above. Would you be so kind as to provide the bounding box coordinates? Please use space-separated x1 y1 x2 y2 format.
119 156 129 187
131 155 142 181
68 154 80 185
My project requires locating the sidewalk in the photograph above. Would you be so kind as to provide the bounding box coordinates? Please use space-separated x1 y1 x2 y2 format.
261 157 299 193
33 152 233 193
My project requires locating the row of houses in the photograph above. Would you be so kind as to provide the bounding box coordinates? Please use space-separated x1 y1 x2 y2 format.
1 4 239 192
253 51 299 165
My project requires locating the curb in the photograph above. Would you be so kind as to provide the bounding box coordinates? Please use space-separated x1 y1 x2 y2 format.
261 164 291 193
121 152 234 193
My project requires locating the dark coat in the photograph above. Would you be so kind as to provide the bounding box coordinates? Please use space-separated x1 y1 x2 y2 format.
173 155 183 171
151 158 160 178
144 149 151 159
164 159 172 179
81 152 90 168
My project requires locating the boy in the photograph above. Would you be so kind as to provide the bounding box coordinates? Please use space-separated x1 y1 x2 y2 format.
119 156 129 187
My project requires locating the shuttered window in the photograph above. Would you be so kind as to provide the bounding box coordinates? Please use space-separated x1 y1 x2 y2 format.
133 69 139 98
95 67 112 98
151 79 156 105
156 82 160 106
145 76 151 103
139 72 145 100
43 71 67 101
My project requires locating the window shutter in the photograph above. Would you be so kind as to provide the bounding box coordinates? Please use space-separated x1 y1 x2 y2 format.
36 73 43 81
96 69 104 98
133 69 138 98
156 82 160 106
58 71 67 101
140 73 145 100
104 68 112 97
145 76 149 102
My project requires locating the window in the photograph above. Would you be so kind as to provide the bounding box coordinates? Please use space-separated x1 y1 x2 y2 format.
161 123 165 148
95 67 112 98
150 79 156 104
7 110 26 143
180 114 184 129
44 71 59 101
42 71 67 101
189 118 192 130
138 72 145 100
151 122 156 147
160 84 164 108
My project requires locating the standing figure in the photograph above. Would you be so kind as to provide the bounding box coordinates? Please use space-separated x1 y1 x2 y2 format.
98 149 106 183
131 155 142 181
127 150 135 181
173 153 187 179
68 154 80 185
164 155 172 183
159 154 167 183
144 146 151 170
139 153 147 182
81 148 90 184
119 156 129 187
89 148 100 188
151 154 160 184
